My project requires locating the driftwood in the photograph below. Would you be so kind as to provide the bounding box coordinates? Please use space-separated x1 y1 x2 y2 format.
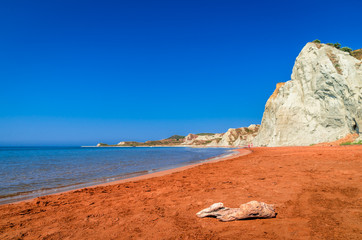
196 201 276 222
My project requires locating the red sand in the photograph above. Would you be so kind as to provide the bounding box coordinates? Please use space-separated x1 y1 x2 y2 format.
0 146 361 239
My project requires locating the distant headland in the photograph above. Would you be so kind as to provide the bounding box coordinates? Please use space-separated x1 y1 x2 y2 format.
96 124 260 147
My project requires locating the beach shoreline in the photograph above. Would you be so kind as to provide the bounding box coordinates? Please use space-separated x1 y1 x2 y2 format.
1 145 361 239
88 147 250 188
1 148 247 206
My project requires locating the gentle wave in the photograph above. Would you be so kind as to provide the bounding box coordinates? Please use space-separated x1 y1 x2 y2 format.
0 146 235 204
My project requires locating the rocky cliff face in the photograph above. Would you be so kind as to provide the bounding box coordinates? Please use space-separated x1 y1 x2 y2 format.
182 124 259 147
254 43 362 146
208 124 259 147
182 133 223 145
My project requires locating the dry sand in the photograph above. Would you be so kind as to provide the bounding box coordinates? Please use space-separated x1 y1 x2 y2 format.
0 146 361 239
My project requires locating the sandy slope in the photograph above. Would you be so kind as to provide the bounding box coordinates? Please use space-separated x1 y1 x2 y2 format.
0 146 361 239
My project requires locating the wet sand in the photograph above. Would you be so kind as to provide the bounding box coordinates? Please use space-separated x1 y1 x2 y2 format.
0 146 361 239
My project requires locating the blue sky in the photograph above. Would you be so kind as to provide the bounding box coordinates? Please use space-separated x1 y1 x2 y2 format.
1 0 361 146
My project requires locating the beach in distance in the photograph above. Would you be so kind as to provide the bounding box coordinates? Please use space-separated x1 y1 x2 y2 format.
0 145 361 239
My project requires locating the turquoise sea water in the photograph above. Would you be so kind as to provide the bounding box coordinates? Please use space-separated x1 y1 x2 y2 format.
0 146 234 204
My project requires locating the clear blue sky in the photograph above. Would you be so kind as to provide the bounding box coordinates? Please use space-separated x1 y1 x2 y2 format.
1 0 361 146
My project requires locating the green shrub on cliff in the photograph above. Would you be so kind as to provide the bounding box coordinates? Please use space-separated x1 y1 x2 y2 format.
340 47 352 53
334 43 341 49
320 40 354 54
340 140 362 146
196 133 214 136
166 135 185 140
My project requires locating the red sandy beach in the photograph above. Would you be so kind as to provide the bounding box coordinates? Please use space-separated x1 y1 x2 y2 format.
0 146 361 239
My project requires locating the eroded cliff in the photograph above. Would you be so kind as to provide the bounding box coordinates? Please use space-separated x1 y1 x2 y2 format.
254 42 362 146
182 124 259 147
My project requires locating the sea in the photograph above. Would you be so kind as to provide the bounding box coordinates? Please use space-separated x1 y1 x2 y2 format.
0 146 235 205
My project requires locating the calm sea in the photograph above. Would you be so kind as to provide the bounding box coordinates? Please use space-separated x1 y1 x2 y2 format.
0 146 234 204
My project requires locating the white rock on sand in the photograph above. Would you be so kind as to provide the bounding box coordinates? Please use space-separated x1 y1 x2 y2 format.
196 201 276 222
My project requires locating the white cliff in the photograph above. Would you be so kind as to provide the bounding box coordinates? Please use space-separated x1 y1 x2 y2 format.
254 42 362 146
181 125 259 147
209 124 259 147
182 133 223 145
